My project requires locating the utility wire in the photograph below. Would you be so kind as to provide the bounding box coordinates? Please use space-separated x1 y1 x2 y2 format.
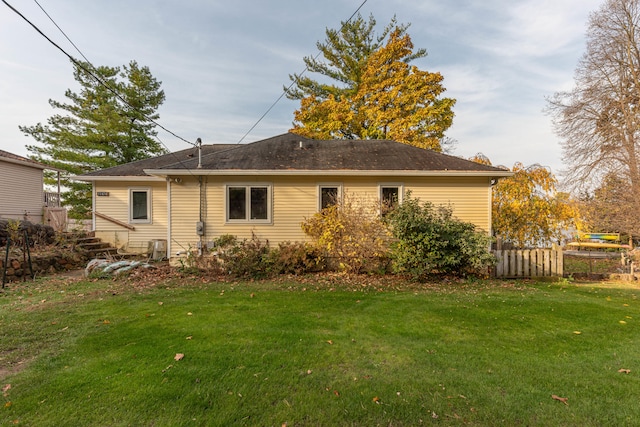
14 0 204 177
13 0 370 152
3 0 197 148
236 0 369 144
33 0 92 65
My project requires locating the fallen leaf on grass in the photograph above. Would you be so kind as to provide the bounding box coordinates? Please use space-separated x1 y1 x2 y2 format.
4 401 12 408
174 353 184 361
2 384 10 394
573 331 582 335
186 336 192 340
102 319 110 324
333 390 340 396
618 369 631 374
552 394 569 405
326 340 333 345
372 396 380 404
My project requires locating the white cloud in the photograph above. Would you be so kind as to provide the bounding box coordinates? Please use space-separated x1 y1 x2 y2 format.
0 0 606 177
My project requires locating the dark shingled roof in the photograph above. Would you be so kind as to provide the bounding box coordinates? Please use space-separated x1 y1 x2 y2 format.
82 144 236 176
156 133 507 173
80 133 509 178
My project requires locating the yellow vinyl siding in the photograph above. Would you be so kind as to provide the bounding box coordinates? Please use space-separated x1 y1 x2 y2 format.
168 177 200 255
93 181 167 248
401 177 492 232
167 174 493 254
170 176 319 249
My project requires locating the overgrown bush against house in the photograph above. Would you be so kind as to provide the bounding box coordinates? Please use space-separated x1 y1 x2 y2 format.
301 195 391 273
208 234 324 279
264 241 326 275
386 195 495 280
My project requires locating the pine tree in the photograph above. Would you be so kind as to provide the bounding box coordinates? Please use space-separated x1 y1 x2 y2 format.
21 60 166 218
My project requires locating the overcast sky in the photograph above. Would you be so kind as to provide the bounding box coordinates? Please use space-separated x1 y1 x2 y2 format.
1 0 603 174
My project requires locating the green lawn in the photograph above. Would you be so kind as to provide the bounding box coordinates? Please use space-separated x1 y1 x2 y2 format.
1 274 639 426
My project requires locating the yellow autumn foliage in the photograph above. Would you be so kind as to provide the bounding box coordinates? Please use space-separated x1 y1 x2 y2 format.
292 29 455 152
470 155 581 247
301 194 391 273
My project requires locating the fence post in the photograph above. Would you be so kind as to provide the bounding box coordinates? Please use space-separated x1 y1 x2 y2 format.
494 250 503 278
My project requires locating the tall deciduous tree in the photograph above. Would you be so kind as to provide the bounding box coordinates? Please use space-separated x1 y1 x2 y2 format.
547 0 640 235
21 60 166 218
288 14 455 151
579 172 639 237
471 156 580 247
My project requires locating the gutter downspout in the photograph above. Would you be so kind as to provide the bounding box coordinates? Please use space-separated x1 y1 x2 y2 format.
167 177 172 261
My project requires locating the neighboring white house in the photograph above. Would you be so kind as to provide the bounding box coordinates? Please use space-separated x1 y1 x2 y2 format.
0 150 56 223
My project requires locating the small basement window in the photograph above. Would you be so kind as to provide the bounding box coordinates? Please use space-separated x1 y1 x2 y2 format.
130 188 151 223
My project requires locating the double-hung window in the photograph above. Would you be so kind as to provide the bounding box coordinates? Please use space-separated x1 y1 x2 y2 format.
130 188 151 223
226 184 271 223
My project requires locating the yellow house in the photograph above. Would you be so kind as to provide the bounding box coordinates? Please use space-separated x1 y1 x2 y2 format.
77 133 512 261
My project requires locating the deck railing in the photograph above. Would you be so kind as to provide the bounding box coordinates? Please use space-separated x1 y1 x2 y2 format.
43 192 61 207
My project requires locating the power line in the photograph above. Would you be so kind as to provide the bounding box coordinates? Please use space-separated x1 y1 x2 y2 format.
3 0 197 148
236 0 369 144
33 0 92 65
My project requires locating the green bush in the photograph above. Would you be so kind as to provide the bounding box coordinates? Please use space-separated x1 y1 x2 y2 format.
386 195 495 279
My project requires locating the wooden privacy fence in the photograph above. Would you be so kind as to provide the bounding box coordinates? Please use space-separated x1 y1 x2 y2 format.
492 246 563 278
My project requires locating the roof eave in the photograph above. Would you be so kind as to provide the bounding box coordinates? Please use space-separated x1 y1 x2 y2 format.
74 175 166 182
143 169 514 178
0 156 48 170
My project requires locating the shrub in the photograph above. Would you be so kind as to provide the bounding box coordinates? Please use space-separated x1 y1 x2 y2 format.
386 195 495 279
301 194 391 273
264 241 326 275
216 234 271 279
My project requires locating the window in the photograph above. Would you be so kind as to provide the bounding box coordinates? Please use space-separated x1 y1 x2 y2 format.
318 184 342 210
226 184 271 222
130 188 151 223
380 184 402 216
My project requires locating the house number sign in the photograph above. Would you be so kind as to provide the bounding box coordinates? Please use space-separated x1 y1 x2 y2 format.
97 192 110 196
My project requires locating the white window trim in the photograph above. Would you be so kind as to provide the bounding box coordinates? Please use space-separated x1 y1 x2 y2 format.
224 183 273 224
129 187 152 224
378 183 404 213
317 183 343 211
